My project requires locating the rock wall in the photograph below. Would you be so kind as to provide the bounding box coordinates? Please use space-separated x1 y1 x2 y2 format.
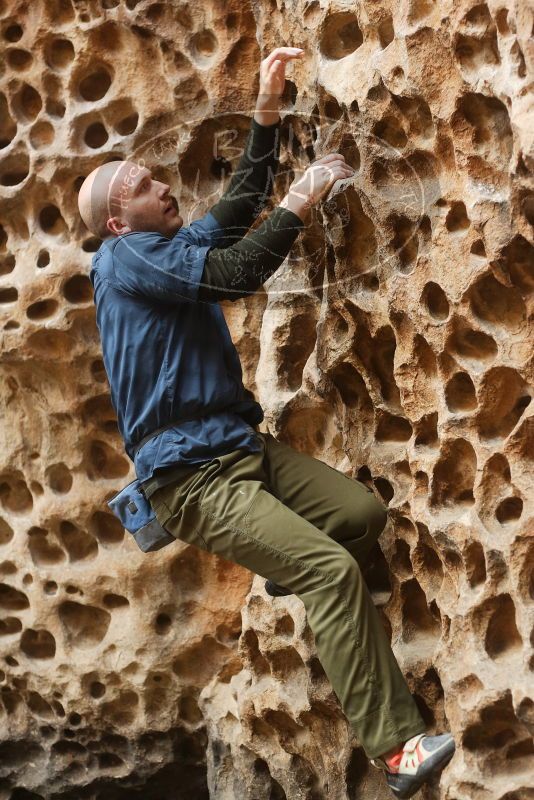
0 0 532 798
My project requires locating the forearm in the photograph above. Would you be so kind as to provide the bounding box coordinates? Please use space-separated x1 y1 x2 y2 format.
279 189 312 224
198 205 304 301
253 93 280 127
209 118 282 246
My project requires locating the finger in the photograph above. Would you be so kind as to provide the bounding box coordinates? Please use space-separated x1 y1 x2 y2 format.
263 47 304 69
322 165 350 183
318 159 352 172
265 53 301 73
317 153 346 163
312 154 346 166
331 168 354 182
265 47 304 60
305 163 352 184
328 159 352 168
331 163 354 174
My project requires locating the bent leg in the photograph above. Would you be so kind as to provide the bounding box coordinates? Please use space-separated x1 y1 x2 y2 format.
150 443 426 759
261 432 388 565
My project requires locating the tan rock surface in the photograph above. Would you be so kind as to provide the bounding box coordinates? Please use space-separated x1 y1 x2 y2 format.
0 0 532 798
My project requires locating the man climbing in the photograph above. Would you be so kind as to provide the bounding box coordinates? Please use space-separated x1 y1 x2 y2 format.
78 46 455 798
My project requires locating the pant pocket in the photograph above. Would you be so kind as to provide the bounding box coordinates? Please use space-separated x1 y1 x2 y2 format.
155 498 208 552
170 523 208 551
149 474 210 552
149 494 172 526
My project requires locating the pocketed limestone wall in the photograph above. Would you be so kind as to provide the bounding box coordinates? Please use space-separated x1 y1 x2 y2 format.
0 0 532 798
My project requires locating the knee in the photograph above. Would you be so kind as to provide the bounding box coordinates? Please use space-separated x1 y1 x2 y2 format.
366 496 389 539
328 548 363 587
333 490 389 545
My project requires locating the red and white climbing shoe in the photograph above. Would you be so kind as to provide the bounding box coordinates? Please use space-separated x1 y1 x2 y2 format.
370 732 455 798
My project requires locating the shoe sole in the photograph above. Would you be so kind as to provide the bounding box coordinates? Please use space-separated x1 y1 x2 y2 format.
387 737 456 799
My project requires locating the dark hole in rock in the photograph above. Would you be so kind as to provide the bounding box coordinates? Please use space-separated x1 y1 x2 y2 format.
79 67 112 101
422 281 449 320
84 121 108 149
320 12 363 59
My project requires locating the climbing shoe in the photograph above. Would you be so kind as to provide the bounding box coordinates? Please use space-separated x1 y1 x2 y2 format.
370 732 455 798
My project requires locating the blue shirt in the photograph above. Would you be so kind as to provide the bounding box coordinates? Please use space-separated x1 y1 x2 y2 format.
89 210 264 484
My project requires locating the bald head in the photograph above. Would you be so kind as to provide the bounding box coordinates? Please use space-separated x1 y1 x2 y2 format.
77 160 138 239
77 160 183 240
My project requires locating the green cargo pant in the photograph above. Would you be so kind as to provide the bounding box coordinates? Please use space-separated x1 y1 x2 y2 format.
147 431 427 759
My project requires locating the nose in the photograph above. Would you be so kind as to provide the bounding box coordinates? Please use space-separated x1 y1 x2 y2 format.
158 183 170 197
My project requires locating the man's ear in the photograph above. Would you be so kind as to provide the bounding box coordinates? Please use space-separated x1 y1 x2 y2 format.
106 217 132 236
